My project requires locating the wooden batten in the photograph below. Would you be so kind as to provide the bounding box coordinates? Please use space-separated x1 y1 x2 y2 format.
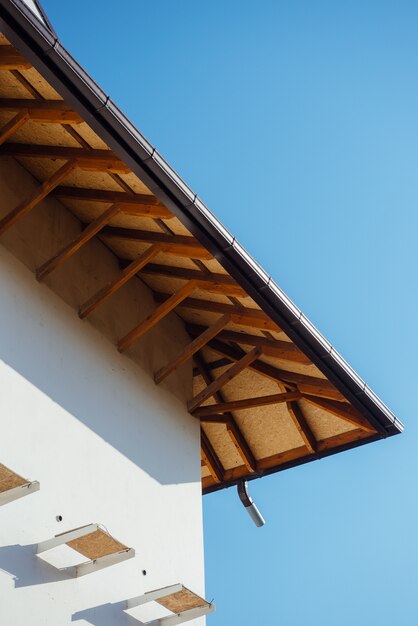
191 391 302 417
0 110 30 145
154 293 281 331
36 204 121 281
0 98 83 123
79 244 163 318
154 314 231 384
0 159 78 236
118 280 198 353
188 347 262 413
0 144 130 173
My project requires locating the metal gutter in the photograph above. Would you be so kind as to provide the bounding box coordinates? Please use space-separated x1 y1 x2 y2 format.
0 0 404 454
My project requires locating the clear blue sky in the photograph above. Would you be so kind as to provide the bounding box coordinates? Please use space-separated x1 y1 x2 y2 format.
41 2 416 624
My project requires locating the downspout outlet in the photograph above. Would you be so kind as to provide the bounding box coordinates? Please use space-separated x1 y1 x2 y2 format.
237 480 266 528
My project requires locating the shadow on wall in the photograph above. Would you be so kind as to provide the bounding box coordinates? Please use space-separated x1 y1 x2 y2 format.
0 249 200 489
72 602 144 626
0 543 72 588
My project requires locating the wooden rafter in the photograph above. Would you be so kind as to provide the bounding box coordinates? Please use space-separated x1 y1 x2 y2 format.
0 99 83 124
36 204 121 281
194 352 257 473
191 391 302 417
0 144 130 173
118 280 198 353
207 338 345 401
302 395 375 433
0 110 30 145
154 314 231 385
188 347 261 413
53 186 161 206
0 159 78 236
200 429 224 483
154 293 281 331
101 226 212 260
0 46 31 70
53 186 173 218
79 244 163 319
187 324 308 364
286 401 317 454
131 262 241 287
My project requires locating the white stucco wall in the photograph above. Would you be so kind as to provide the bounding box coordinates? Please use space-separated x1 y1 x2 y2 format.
0 237 205 622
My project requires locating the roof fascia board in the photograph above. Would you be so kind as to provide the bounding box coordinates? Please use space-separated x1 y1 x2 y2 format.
0 0 403 442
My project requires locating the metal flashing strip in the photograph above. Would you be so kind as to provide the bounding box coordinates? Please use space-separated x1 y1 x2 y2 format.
0 0 403 466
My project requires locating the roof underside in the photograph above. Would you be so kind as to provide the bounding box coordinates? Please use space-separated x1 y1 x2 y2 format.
0 0 403 494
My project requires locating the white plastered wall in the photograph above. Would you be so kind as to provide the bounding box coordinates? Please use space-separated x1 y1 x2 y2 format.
0 157 206 625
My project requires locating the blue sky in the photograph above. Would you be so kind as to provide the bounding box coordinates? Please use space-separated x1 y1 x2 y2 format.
41 2 417 624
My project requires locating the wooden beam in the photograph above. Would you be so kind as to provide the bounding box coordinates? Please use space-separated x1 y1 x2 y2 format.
207 339 345 401
79 244 163 319
0 99 83 124
0 110 30 145
36 204 121 281
0 144 130 173
194 352 257 472
193 357 232 375
0 46 31 70
187 324 308 364
302 395 375 433
53 186 173 218
0 159 77 236
286 401 317 453
126 263 246 296
154 314 231 385
133 262 240 286
200 429 224 483
192 392 302 417
118 280 198 353
154 293 281 331
53 185 162 206
188 347 261 412
101 226 212 260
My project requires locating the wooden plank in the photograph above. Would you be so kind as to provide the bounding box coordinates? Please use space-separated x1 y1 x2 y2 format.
0 46 31 70
0 99 82 124
53 185 162 206
200 429 224 483
286 401 317 453
118 280 198 353
188 347 261 412
0 144 130 173
36 204 121 281
154 293 281 331
79 244 163 319
136 262 240 285
192 391 302 417
0 159 77 236
194 352 257 472
53 186 172 218
207 339 345 401
193 357 232 375
101 226 212 260
302 395 376 433
187 324 308 363
154 314 231 384
0 110 29 145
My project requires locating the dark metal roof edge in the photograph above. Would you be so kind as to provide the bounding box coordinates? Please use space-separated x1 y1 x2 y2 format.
1 0 404 442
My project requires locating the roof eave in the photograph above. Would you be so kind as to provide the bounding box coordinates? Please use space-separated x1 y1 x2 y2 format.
0 0 404 445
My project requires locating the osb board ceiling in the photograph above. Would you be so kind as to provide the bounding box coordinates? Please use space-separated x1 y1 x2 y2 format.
0 35 386 494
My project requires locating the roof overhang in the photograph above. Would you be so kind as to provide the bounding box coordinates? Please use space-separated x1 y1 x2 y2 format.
0 0 403 494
